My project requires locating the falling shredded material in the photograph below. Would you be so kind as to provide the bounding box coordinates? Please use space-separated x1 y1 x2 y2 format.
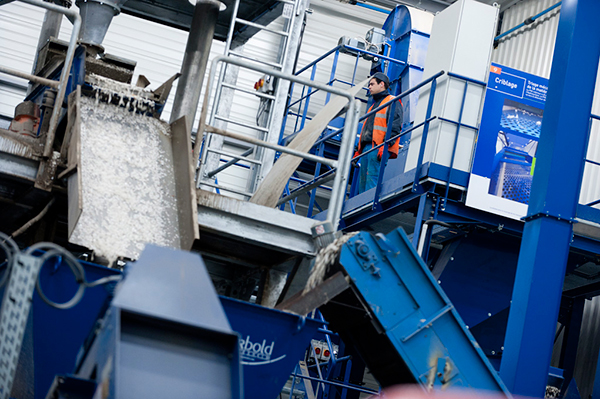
304 232 358 293
88 74 156 113
70 95 180 263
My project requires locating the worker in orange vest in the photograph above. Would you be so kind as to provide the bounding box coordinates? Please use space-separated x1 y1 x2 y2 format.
354 72 403 193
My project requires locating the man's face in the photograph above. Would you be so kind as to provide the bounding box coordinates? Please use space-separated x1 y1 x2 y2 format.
368 78 386 96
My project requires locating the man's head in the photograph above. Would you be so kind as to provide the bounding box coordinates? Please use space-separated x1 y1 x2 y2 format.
368 72 390 95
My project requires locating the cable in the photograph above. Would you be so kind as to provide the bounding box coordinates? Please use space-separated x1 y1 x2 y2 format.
0 231 19 254
0 232 18 288
1 240 123 309
29 244 86 310
11 198 55 238
83 274 123 288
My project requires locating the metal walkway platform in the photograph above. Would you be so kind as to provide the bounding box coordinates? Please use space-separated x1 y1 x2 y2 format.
195 190 317 268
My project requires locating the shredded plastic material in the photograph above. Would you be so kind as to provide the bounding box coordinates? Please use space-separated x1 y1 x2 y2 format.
70 96 180 263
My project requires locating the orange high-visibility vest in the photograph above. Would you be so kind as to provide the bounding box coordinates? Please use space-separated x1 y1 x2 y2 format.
357 95 402 159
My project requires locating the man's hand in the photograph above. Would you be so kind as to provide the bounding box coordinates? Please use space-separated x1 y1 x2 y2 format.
352 151 360 168
377 146 384 161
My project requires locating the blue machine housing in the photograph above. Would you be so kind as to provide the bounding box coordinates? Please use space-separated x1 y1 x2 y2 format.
220 296 322 399
376 6 431 180
7 253 121 399
378 5 430 128
74 245 243 399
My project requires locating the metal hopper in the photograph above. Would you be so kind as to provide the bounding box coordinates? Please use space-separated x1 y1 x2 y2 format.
64 85 198 263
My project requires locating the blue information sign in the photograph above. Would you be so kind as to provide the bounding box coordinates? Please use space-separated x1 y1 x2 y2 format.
466 63 549 220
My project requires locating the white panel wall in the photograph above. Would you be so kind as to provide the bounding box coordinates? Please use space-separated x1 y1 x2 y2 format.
0 3 47 121
406 0 498 174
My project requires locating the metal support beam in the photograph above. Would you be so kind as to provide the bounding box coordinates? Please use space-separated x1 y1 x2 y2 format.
500 0 600 396
32 10 62 73
169 0 222 132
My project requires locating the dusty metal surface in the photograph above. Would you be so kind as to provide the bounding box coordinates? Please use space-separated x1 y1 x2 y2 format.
0 130 43 160
276 271 350 316
170 116 200 250
34 151 60 191
196 189 317 259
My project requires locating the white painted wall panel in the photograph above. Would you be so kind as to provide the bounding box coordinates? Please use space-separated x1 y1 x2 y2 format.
286 0 388 129
0 3 46 118
406 0 498 173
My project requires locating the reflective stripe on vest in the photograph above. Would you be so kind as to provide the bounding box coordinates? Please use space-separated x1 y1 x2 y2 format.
358 94 402 159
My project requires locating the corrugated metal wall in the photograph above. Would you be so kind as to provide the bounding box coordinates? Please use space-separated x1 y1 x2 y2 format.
492 0 560 79
0 0 386 196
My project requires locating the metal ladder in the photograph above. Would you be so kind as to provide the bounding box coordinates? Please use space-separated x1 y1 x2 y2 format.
198 0 308 198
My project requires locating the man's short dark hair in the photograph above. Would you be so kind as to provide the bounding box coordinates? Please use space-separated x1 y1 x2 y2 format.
372 72 390 89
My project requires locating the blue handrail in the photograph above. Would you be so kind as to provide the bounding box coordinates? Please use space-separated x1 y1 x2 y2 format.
495 2 561 42
313 70 445 147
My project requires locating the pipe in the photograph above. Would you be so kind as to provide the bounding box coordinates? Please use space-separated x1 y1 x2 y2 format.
206 147 253 178
37 10 62 50
276 170 336 206
32 10 62 76
354 2 390 14
170 0 223 132
495 1 561 43
0 65 59 89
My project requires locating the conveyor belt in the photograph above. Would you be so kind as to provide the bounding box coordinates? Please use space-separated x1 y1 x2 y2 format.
319 228 512 394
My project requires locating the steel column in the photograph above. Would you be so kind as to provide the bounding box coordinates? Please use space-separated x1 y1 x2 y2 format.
170 0 222 131
559 298 585 387
500 0 600 396
32 10 62 73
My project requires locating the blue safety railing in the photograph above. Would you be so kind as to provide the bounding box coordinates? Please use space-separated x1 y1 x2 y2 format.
278 69 486 220
278 44 407 216
284 44 406 139
583 114 600 208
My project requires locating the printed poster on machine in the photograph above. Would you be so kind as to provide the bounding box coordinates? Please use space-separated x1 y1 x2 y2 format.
466 63 548 221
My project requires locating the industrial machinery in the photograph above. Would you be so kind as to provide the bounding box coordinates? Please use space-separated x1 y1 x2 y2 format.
2 0 600 398
280 227 511 395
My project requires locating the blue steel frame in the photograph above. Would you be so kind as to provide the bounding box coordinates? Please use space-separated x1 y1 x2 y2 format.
583 114 600 207
499 1 600 396
278 44 406 214
280 68 484 233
